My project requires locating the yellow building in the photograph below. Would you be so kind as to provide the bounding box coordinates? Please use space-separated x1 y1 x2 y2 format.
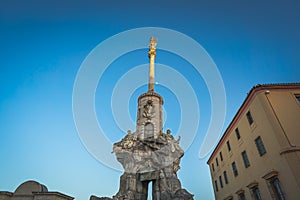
207 83 300 200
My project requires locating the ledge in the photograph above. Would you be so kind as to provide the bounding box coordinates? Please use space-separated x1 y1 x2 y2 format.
280 146 300 155
262 169 278 180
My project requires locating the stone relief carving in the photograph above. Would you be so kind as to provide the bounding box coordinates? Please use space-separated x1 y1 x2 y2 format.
117 130 137 149
142 100 155 119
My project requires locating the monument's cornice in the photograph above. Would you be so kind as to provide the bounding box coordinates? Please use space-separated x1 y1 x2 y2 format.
138 91 164 105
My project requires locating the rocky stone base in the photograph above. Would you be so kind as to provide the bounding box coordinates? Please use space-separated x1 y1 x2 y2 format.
91 167 194 200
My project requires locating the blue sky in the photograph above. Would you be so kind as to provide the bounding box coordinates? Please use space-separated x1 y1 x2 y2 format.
0 1 300 199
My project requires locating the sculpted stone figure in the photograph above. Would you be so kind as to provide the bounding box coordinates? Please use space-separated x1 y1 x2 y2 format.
166 129 174 141
143 100 155 119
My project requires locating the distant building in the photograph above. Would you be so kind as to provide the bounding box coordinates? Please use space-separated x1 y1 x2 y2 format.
0 180 74 200
207 83 300 200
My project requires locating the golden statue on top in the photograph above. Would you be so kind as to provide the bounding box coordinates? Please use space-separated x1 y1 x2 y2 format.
148 37 157 58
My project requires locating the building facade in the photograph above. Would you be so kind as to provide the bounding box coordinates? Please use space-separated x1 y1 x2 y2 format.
0 180 74 200
207 83 300 200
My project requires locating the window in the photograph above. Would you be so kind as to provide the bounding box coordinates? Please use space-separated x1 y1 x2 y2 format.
235 128 241 140
252 186 262 200
223 171 228 184
216 157 219 166
220 151 223 161
219 176 223 188
215 180 219 192
212 163 215 172
255 136 266 156
232 162 238 177
238 192 246 200
295 94 300 104
227 141 231 151
242 151 250 168
246 111 254 125
270 177 286 200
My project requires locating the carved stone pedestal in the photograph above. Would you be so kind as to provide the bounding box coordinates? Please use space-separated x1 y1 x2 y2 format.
92 131 194 200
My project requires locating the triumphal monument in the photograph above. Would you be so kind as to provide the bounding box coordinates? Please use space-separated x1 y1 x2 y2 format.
93 38 194 200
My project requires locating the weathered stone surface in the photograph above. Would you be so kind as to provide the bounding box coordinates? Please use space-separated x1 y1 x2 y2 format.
95 96 194 200
109 130 194 200
174 189 194 200
113 131 183 174
90 195 112 200
97 38 194 200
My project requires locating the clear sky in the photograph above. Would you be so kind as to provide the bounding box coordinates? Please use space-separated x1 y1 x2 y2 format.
0 1 299 200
